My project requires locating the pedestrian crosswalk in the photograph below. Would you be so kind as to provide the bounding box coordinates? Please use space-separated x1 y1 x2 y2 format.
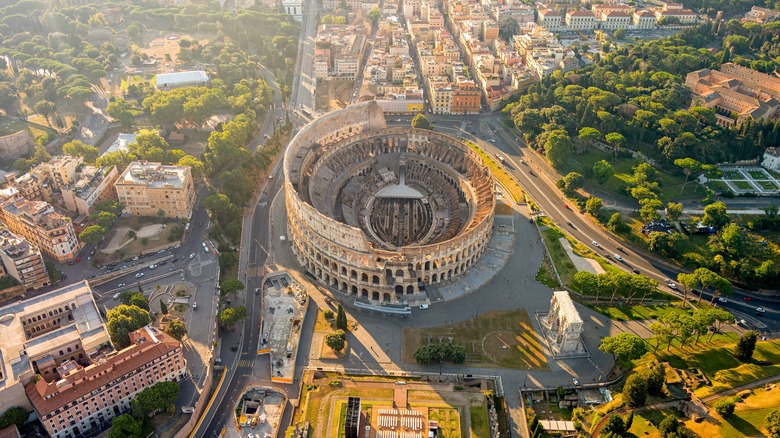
237 359 255 367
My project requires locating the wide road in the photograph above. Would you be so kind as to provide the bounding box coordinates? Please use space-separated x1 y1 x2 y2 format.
412 115 779 330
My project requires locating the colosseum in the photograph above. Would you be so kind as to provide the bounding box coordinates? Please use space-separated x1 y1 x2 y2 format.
284 102 495 311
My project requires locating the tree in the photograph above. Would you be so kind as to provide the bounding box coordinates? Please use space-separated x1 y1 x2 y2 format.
557 172 584 192
623 373 648 407
719 224 744 257
177 155 205 179
132 381 179 417
79 225 107 244
0 407 29 429
767 410 780 438
608 212 627 232
658 415 680 438
639 198 663 222
650 321 675 352
706 308 735 341
219 306 248 328
336 304 347 331
578 126 601 144
164 319 186 341
108 414 144 438
605 132 626 157
368 7 381 25
544 130 572 168
666 202 683 221
734 331 758 362
106 305 151 348
325 329 346 351
592 160 614 184
714 398 736 417
603 414 626 436
411 114 432 130
34 100 56 122
614 28 626 39
220 279 245 294
599 333 647 363
160 299 168 315
644 363 665 396
676 272 697 304
62 140 99 163
90 211 117 229
107 98 135 129
703 202 729 229
585 197 602 216
119 291 149 311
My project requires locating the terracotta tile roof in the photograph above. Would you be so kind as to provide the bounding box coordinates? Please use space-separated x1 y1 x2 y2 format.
25 327 181 416
0 425 20 438
567 10 594 17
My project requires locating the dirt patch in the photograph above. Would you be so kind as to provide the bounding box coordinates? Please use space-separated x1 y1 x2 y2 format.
315 79 355 112
136 32 211 68
98 218 182 263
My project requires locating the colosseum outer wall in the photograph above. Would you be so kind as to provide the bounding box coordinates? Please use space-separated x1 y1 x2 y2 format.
284 102 494 305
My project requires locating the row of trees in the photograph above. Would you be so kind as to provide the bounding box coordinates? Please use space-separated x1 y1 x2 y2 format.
648 307 735 352
572 270 658 305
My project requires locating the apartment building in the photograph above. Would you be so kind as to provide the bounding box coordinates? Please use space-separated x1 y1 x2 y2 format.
42 156 81 192
686 64 780 127
633 10 657 29
0 227 49 291
13 167 52 202
537 9 565 31
656 8 697 23
452 78 481 114
0 281 111 413
314 25 368 79
600 11 632 29
491 4 534 26
745 5 780 23
0 189 79 263
114 162 195 219
61 165 120 217
26 326 186 438
565 10 596 30
592 3 632 16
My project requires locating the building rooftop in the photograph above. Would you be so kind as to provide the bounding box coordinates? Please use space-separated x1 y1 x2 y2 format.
0 227 38 260
116 162 190 189
104 133 137 156
25 326 178 415
260 272 308 383
155 70 209 86
0 281 111 394
552 291 583 324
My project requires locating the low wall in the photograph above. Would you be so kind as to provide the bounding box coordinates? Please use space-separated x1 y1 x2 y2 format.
174 365 219 438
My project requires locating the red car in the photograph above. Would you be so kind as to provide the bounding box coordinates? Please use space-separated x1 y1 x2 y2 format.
743 296 752 302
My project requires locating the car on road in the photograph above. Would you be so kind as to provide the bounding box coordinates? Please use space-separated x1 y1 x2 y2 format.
117 283 125 288
744 296 752 302
113 293 121 300
132 256 139 261
204 246 210 253
613 254 623 261
572 378 579 386
171 258 178 263
135 272 144 278
567 221 575 229
668 283 678 290
149 264 157 270
631 267 640 274
489 139 496 143
756 307 766 314
717 297 728 303
255 288 260 295
419 304 429 309
189 253 196 259
174 244 181 249
592 241 600 248
157 249 166 254
604 254 612 260
192 302 197 310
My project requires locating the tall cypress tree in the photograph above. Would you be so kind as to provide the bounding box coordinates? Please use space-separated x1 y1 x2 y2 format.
336 304 347 331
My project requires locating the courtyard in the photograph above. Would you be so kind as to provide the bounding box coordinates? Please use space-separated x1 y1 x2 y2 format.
707 166 780 195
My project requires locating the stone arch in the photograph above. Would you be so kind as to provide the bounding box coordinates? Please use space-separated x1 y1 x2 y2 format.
372 291 380 300
433 260 439 269
395 285 404 295
432 273 438 283
396 269 404 277
362 288 369 297
406 285 414 294
352 285 358 294
361 273 369 282
341 282 348 291
424 261 430 270
351 270 358 280
341 266 347 275
416 262 422 271
448 268 453 278
382 293 391 302
372 275 380 285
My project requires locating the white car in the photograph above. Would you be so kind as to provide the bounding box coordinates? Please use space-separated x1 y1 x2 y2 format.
189 253 196 259
756 307 766 314
149 264 157 270
717 297 728 303
117 282 125 288
419 304 429 310
668 283 678 290
135 272 144 278
592 241 600 248
113 292 121 300
613 254 623 261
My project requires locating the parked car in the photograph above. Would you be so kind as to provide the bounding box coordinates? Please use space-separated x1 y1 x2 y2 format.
419 304 429 309
135 272 144 278
189 253 196 259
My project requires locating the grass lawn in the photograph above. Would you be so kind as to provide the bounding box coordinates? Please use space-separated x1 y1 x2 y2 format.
757 180 779 191
535 254 560 288
469 400 490 437
628 408 685 438
429 407 460 438
649 337 780 398
707 180 731 193
467 141 524 203
589 303 689 321
539 226 579 286
686 386 779 438
747 169 769 179
723 170 744 179
403 310 549 369
731 180 754 190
